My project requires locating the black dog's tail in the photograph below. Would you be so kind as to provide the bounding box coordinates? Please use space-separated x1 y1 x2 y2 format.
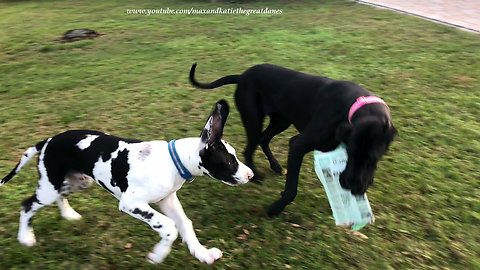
189 63 241 89
0 139 48 186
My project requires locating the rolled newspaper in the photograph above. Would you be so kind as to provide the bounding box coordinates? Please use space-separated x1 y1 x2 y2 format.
313 144 374 231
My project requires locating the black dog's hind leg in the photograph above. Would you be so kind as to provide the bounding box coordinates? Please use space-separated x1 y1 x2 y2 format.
267 133 314 217
260 113 290 175
235 85 265 183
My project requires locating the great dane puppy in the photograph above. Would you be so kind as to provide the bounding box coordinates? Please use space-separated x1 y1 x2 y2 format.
190 64 397 217
0 100 253 264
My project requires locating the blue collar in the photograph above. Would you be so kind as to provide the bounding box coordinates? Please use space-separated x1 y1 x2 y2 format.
168 140 193 181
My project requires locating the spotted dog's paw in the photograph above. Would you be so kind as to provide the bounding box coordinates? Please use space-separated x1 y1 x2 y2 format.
147 252 165 264
61 208 82 221
192 246 223 264
208 248 223 263
147 243 172 264
18 229 36 247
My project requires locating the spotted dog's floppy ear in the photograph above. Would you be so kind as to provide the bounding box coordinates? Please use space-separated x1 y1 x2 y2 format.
200 100 230 148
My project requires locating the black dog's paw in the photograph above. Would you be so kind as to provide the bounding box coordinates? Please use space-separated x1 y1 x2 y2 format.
269 162 283 175
249 174 264 185
267 203 283 218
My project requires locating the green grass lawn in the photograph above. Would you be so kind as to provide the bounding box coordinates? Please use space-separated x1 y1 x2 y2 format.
1 0 479 269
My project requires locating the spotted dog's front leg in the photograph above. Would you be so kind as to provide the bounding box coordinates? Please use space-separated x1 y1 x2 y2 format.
119 198 178 264
157 192 222 264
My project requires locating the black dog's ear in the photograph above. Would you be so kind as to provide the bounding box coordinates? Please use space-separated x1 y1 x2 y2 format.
387 125 398 146
383 120 398 141
390 125 398 138
200 100 230 148
336 122 353 144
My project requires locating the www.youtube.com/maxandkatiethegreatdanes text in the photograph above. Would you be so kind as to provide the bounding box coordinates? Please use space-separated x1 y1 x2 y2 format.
126 7 283 16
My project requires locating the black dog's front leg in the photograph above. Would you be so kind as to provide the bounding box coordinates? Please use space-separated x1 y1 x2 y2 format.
267 135 312 217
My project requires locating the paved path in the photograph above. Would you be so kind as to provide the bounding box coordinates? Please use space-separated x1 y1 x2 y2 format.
355 0 480 33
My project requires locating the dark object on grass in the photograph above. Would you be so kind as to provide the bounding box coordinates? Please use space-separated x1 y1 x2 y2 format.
61 29 101 42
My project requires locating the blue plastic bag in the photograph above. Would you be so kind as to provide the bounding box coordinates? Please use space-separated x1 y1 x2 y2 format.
313 144 374 231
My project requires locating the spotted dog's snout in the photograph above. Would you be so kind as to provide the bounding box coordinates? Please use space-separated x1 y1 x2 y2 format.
233 162 254 185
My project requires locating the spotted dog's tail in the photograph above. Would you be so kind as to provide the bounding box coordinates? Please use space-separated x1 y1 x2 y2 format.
0 139 48 186
189 63 241 89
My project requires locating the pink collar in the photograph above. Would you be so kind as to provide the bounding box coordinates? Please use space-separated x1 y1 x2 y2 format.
348 96 390 123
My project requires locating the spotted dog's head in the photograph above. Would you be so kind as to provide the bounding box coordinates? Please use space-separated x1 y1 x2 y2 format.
198 100 253 186
337 116 397 195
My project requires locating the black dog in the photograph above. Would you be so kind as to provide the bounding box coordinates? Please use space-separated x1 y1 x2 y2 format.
190 63 397 217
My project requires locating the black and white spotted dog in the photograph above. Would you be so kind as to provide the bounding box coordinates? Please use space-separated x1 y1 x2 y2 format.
0 100 253 264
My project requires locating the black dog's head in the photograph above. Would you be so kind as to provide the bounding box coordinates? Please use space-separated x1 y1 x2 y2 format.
198 100 254 186
336 116 397 195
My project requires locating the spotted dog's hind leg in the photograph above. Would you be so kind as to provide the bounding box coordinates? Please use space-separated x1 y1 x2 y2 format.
119 196 178 264
57 196 82 221
18 150 71 247
18 194 43 247
18 176 60 246
56 173 93 221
